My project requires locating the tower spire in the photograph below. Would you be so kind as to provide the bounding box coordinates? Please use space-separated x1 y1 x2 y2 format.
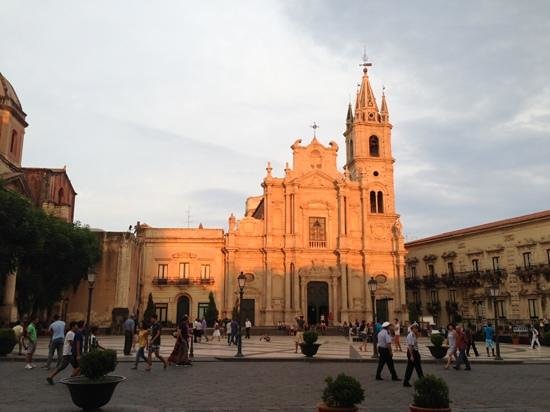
380 86 389 123
346 102 353 125
355 49 379 122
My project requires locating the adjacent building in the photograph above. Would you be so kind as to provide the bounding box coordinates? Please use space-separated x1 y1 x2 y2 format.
405 211 550 327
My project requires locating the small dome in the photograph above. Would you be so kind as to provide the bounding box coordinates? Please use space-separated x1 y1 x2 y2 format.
0 72 24 113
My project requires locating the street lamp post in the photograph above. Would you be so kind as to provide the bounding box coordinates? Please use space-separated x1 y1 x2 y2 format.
368 276 378 359
235 272 247 358
84 270 96 353
489 283 503 361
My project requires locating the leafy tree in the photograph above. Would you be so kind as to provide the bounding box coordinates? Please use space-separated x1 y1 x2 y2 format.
143 293 156 323
204 291 218 326
0 184 101 315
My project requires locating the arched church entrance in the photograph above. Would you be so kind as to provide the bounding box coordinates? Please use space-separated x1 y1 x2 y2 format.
307 281 329 325
176 296 190 325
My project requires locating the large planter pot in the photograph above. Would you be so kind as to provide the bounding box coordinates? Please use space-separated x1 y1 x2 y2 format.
317 402 358 412
61 375 126 410
511 336 520 345
300 343 321 357
427 345 448 360
409 404 451 412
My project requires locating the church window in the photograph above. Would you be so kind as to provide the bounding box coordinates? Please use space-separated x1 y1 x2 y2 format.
57 187 65 205
200 264 211 279
370 191 376 213
349 140 354 158
179 262 189 278
369 136 379 157
10 130 17 153
157 264 168 279
377 191 384 213
309 217 326 248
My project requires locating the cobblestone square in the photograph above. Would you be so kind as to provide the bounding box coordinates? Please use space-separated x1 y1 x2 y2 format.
1 335 549 412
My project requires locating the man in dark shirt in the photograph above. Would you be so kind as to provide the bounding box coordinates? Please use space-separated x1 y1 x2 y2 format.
230 319 239 345
72 320 85 376
453 325 471 371
146 314 168 371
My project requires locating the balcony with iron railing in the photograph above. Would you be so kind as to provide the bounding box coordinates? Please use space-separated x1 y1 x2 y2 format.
152 277 215 286
309 240 327 248
404 269 508 290
514 263 550 282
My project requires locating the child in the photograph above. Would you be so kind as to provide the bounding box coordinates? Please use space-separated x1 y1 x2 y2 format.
131 321 149 370
89 326 105 351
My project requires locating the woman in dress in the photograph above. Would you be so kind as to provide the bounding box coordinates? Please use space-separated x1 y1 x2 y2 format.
212 321 221 342
444 323 457 369
168 315 191 366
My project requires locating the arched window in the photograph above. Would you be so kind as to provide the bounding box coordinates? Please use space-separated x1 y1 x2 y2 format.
369 136 379 157
377 191 384 213
57 187 65 205
370 191 377 213
349 139 354 158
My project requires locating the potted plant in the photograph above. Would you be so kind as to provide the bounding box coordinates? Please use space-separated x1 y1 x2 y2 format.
409 374 451 412
61 349 125 410
0 328 16 356
300 330 321 357
427 333 448 359
318 373 365 412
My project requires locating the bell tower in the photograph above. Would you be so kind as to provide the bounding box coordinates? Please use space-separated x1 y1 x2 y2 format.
343 55 395 215
0 73 27 169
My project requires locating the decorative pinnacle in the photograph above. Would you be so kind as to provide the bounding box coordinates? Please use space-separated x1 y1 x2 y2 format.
360 47 372 73
310 122 319 137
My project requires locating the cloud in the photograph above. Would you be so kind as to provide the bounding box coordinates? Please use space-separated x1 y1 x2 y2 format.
1 1 549 238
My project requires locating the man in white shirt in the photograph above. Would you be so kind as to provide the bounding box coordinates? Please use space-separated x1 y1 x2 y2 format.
530 325 540 349
403 323 424 387
245 319 252 339
45 314 65 370
375 321 400 381
47 321 79 384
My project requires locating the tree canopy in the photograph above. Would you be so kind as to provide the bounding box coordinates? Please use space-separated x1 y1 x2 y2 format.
0 184 101 315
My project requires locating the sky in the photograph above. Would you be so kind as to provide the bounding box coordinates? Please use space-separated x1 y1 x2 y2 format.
1 1 549 240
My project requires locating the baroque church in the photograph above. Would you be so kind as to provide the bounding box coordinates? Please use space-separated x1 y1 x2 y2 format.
1 64 407 328
0 73 76 322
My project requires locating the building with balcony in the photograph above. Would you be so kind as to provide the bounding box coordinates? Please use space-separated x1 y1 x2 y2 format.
405 210 550 327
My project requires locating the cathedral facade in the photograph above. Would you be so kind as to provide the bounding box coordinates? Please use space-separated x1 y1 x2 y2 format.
64 64 407 328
